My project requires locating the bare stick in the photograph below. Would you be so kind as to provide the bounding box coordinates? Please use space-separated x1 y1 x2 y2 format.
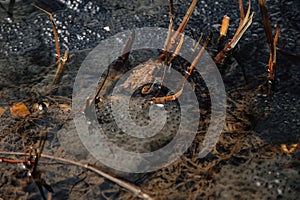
33 4 61 61
177 33 212 89
258 0 274 53
188 33 212 76
171 0 197 44
121 30 135 63
52 50 70 85
0 151 153 200
93 31 135 102
239 0 245 20
151 87 183 103
169 33 185 63
33 4 73 86
193 33 203 52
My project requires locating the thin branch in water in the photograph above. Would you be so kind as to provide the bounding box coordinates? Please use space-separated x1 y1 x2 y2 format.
0 151 153 200
189 33 212 76
239 0 245 20
32 4 73 86
169 33 185 63
92 30 135 105
33 4 61 60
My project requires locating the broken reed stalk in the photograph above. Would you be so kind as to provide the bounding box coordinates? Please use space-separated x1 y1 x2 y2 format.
32 4 61 61
168 33 185 63
258 0 280 93
163 0 175 54
92 30 136 104
33 4 73 85
159 0 197 61
238 0 245 20
0 151 153 200
193 33 203 52
152 33 211 104
187 33 212 78
216 15 230 45
214 0 254 64
20 130 54 199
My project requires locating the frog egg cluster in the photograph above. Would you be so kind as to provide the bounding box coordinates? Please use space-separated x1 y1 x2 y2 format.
209 155 299 199
0 18 40 57
96 97 181 153
0 0 113 57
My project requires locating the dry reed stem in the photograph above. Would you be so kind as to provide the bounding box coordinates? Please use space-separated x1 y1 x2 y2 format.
152 33 211 103
163 0 175 53
32 4 61 60
159 0 198 61
214 0 254 63
258 0 280 93
33 4 73 86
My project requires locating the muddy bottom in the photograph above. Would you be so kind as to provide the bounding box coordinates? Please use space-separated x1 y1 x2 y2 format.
0 0 299 199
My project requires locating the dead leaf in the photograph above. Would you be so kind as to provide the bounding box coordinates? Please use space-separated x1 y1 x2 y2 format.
59 104 71 112
281 144 299 154
0 107 7 117
10 102 31 118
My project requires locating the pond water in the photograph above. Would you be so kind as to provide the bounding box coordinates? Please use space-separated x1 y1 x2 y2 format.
0 0 299 199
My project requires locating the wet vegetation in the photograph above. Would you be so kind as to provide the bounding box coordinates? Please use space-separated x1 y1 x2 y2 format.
0 0 299 199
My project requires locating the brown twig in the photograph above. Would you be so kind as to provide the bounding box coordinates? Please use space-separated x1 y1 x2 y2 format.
33 4 61 60
187 33 212 77
193 33 203 52
33 4 73 85
168 33 185 63
177 33 212 89
239 0 245 20
0 151 153 200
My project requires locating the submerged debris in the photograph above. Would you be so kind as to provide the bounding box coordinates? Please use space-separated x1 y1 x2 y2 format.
10 102 31 118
